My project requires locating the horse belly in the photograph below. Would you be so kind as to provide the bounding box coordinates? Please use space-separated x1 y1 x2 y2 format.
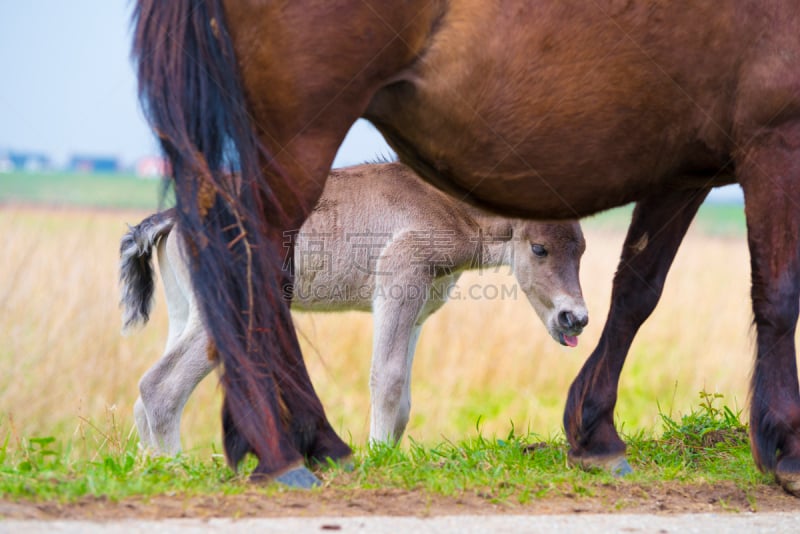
368 0 751 218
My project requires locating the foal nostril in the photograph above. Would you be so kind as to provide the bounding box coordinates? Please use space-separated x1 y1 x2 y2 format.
558 311 575 329
559 310 588 330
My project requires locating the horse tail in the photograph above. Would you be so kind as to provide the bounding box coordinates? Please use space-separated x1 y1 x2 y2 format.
119 209 176 333
132 1 324 473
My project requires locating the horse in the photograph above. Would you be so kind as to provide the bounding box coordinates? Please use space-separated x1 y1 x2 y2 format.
120 162 587 458
132 0 800 494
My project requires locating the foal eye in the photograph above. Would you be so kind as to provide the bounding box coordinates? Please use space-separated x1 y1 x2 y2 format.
531 244 548 257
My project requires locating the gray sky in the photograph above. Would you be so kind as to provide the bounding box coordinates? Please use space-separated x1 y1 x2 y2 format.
0 1 392 168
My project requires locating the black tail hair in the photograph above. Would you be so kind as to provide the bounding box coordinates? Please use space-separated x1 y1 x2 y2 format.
132 0 326 473
119 209 176 332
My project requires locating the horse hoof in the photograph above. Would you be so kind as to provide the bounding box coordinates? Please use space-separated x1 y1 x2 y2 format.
778 474 800 497
274 466 321 489
776 457 800 497
309 453 354 472
608 457 633 477
332 454 355 472
569 452 633 478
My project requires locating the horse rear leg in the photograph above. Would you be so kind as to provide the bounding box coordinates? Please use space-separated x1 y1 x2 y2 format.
564 188 709 474
243 138 356 475
738 123 800 496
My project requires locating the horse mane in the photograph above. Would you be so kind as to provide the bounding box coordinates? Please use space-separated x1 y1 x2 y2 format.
363 152 399 165
132 0 315 472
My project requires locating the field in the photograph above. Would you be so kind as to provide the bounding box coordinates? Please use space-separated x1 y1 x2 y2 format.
1 172 798 515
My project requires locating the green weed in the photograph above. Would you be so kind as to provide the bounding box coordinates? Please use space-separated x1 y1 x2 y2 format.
0 171 173 210
0 396 767 502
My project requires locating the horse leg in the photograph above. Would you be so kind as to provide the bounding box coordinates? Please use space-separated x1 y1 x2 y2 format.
133 397 155 452
134 0 438 484
396 324 423 440
137 320 215 455
369 238 434 443
275 258 352 469
135 231 208 455
369 297 427 444
391 275 459 439
737 124 800 496
564 187 709 474
376 274 457 442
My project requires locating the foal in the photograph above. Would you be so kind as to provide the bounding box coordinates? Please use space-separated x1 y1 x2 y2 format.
121 162 587 454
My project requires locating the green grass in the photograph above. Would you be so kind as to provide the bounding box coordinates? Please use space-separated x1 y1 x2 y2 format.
0 393 769 503
0 171 173 210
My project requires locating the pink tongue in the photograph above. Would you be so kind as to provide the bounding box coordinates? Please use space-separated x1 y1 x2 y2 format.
564 335 579 348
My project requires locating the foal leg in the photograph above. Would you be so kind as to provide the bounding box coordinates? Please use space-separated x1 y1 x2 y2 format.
133 398 156 451
370 296 428 444
137 321 216 455
369 239 434 444
738 124 800 496
392 275 458 440
393 324 422 442
564 188 709 475
136 233 217 455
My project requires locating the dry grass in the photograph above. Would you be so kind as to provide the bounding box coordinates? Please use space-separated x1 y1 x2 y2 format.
0 206 766 457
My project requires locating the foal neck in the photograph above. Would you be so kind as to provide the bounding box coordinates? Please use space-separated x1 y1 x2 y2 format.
461 207 515 269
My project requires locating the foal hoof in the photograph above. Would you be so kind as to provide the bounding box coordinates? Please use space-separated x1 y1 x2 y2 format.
274 466 321 489
569 453 633 478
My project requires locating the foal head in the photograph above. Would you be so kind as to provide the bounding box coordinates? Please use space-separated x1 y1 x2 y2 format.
508 220 588 347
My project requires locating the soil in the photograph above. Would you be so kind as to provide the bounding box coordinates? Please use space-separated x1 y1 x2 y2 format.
2 480 798 520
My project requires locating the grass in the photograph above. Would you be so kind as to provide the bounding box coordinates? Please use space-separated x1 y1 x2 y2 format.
0 392 769 502
0 425 245 501
0 171 173 210
355 391 765 498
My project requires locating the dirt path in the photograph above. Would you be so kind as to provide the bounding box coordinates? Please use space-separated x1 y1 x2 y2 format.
1 481 798 521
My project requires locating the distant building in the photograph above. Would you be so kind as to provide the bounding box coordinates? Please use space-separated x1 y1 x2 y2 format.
0 150 11 173
0 150 51 172
135 156 170 178
69 155 120 173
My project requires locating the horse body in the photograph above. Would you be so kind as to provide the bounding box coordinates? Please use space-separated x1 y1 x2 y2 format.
122 162 587 453
367 1 754 217
133 0 800 492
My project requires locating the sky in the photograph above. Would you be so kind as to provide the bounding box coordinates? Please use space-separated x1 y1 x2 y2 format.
0 1 392 168
0 1 741 201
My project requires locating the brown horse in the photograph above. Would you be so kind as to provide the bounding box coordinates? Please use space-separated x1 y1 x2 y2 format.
132 1 800 493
